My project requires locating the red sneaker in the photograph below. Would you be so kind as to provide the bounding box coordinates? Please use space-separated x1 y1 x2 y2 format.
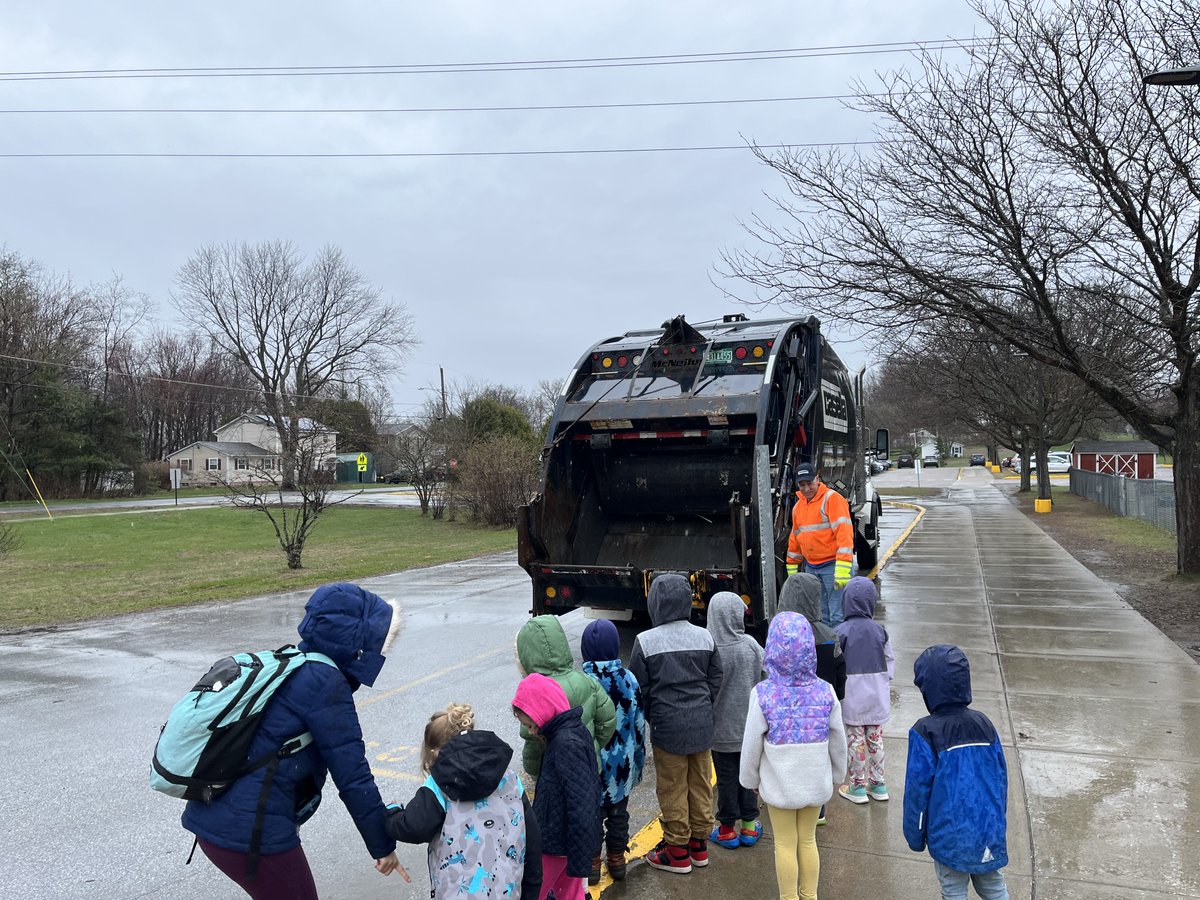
688 837 709 867
646 841 692 874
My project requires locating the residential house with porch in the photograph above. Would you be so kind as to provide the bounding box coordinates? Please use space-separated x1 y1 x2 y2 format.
166 413 338 485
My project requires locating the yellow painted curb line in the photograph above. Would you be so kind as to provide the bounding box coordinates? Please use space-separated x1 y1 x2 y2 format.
589 501 926 897
866 501 927 580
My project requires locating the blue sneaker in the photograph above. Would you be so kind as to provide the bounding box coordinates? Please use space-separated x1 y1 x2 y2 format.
867 782 889 802
709 825 741 849
839 783 869 804
738 820 762 846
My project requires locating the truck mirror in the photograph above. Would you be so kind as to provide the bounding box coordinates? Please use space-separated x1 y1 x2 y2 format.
875 428 890 459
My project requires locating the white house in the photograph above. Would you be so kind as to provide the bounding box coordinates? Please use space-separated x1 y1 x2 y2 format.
166 413 338 485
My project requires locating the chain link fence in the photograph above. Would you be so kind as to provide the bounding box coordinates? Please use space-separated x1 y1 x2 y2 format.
1069 469 1177 534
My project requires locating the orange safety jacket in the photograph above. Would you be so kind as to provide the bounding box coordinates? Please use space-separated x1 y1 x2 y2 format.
786 482 854 569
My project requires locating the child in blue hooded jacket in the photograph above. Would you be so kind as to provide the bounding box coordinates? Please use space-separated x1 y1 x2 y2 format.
580 619 645 883
904 645 1010 900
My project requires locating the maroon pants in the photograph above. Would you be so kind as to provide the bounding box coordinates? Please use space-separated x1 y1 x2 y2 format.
198 837 318 900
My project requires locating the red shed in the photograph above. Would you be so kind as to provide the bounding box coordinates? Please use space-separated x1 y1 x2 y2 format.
1070 440 1158 480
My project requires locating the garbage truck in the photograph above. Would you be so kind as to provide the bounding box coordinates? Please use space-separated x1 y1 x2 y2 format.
516 313 889 631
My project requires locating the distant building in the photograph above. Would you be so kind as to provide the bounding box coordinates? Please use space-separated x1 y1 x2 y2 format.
166 413 338 485
1070 440 1158 480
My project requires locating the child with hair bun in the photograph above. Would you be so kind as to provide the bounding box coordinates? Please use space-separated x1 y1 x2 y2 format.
386 703 542 899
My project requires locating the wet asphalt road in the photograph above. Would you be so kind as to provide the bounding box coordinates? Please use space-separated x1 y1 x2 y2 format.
0 497 917 900
17 469 1196 899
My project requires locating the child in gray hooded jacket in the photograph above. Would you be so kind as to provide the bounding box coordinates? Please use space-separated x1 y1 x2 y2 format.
835 576 894 805
706 592 765 850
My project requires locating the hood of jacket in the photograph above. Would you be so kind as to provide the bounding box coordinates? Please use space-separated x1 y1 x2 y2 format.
914 644 973 713
296 582 400 688
841 576 879 620
706 592 747 645
581 619 620 663
648 573 692 626
515 615 574 677
777 573 838 646
430 730 515 802
512 672 571 728
764 611 817 686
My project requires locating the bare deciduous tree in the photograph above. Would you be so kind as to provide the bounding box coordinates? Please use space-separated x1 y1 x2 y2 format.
393 424 445 516
223 432 342 569
174 241 417 488
727 0 1200 572
888 322 1120 496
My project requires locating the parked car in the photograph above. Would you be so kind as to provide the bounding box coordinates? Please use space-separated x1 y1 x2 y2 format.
897 454 915 468
922 454 941 468
380 470 409 484
970 453 987 466
1013 453 1071 475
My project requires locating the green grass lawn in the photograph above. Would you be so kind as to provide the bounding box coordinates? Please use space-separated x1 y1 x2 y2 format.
877 487 944 497
0 506 515 629
1026 490 1177 553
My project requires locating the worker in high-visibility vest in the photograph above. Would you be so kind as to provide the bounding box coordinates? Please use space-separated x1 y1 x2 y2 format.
785 462 855 627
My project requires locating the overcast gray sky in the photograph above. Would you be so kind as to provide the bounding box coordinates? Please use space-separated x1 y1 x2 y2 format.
1 1 982 420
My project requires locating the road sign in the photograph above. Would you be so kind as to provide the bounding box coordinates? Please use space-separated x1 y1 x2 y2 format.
357 453 368 472
169 468 182 489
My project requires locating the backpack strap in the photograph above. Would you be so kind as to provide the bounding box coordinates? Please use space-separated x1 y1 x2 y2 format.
244 648 340 879
247 754 280 880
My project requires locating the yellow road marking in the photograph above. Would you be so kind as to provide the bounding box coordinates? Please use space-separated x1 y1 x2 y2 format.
865 501 926 579
357 645 509 708
370 767 423 783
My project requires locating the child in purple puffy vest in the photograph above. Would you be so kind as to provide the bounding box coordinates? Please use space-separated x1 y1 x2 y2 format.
740 612 846 900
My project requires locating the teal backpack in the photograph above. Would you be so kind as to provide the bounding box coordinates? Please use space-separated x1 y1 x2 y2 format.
151 645 337 871
151 645 337 801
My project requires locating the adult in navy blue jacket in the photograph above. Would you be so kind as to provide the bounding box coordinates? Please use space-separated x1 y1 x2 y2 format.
903 645 1011 900
183 583 405 899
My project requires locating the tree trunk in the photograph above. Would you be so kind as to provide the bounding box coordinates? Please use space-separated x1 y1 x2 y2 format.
1175 397 1200 575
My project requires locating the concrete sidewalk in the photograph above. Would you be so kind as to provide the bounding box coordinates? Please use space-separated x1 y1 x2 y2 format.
605 481 1200 899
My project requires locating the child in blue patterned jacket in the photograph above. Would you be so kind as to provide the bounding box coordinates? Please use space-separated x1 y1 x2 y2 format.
740 612 847 900
580 619 645 885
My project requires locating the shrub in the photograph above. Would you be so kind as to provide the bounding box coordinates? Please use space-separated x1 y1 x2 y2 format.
455 435 541 527
138 460 171 494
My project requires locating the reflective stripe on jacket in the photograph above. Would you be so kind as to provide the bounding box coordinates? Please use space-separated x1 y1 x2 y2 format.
786 483 854 568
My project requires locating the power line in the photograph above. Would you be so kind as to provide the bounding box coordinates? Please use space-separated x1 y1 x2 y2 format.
0 350 449 413
0 92 887 115
0 140 882 160
0 38 990 82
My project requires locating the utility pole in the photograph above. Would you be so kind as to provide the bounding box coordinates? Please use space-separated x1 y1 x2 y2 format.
439 366 448 420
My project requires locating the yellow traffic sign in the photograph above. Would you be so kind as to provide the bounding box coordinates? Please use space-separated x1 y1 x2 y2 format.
357 452 368 472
